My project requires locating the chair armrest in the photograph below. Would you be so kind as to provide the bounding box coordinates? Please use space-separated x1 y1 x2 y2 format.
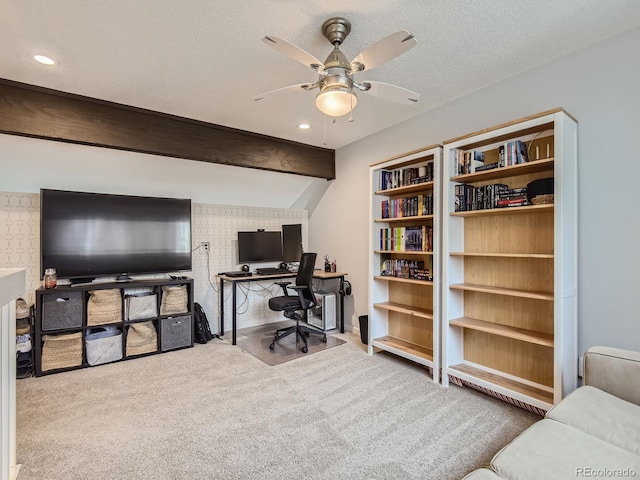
584 346 640 406
275 281 291 295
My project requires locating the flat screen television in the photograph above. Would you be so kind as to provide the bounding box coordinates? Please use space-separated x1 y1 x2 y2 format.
237 231 283 264
282 224 303 263
40 189 192 280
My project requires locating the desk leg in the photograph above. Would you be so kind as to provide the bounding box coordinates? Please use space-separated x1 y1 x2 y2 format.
232 281 237 345
219 279 225 336
339 276 345 333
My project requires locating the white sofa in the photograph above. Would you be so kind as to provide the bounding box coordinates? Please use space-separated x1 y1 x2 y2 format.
463 346 640 480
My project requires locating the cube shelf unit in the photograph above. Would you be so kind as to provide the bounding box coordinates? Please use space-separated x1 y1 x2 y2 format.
368 145 442 382
442 108 577 413
34 277 194 376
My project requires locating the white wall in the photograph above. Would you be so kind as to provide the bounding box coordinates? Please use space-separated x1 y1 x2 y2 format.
0 133 324 210
310 26 640 355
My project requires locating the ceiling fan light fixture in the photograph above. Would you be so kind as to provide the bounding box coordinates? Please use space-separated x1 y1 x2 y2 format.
315 86 357 117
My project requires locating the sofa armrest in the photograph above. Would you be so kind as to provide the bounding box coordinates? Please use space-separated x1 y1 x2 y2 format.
583 346 640 405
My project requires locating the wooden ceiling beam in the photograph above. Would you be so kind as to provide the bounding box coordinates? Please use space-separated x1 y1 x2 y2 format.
0 78 335 180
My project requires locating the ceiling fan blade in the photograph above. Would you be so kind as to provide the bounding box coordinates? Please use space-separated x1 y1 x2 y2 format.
262 36 324 70
253 83 317 102
361 81 420 105
351 31 417 72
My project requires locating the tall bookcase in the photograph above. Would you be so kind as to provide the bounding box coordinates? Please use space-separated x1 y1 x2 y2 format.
441 108 577 414
368 145 442 382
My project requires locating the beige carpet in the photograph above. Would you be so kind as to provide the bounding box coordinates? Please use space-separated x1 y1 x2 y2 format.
15 332 539 480
236 321 346 365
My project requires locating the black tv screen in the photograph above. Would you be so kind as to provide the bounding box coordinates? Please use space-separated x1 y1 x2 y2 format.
40 189 192 279
282 224 302 263
237 231 283 264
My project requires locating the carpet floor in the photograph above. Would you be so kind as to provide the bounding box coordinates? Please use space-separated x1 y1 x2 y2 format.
15 332 539 480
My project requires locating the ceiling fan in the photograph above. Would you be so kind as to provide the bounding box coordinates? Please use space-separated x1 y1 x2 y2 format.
254 17 420 118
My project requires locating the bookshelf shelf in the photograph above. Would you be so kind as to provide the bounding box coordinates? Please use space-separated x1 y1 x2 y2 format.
447 363 554 408
442 108 577 413
449 317 554 347
451 158 554 183
375 214 434 223
372 336 434 365
369 146 441 383
374 302 434 320
449 252 553 259
374 276 434 286
450 204 553 217
374 180 435 196
449 283 554 301
376 250 434 256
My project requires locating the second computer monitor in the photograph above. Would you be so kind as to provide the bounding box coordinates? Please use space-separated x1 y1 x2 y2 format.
282 223 302 263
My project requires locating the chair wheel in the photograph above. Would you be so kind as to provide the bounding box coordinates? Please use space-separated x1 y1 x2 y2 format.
302 346 308 353
321 336 327 343
269 343 275 350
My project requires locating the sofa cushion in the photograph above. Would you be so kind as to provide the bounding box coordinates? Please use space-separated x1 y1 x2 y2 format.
462 468 503 480
491 419 640 480
546 385 640 455
584 346 640 405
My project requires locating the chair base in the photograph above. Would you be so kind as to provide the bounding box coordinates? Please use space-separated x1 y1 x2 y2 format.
269 320 327 353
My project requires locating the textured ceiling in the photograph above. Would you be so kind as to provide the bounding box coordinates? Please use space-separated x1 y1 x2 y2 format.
2 0 640 150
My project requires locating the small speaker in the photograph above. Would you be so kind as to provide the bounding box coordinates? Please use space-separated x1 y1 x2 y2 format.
241 264 249 272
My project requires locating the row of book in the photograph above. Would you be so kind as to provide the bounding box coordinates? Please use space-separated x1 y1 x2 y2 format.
379 162 434 191
380 259 432 281
452 150 485 176
500 140 530 167
454 183 531 212
380 226 433 252
381 193 433 218
450 140 531 176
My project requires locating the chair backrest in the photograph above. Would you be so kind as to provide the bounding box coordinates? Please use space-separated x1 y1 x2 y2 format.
295 252 317 308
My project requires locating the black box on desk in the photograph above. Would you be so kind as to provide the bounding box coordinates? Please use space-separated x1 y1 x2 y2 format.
160 315 192 351
42 291 83 331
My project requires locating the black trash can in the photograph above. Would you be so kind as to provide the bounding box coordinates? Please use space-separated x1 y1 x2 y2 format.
358 315 368 345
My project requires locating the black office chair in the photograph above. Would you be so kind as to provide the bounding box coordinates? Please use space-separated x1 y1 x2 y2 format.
268 252 326 353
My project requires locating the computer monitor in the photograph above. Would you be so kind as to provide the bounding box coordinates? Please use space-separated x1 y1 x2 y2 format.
237 231 283 264
282 224 303 263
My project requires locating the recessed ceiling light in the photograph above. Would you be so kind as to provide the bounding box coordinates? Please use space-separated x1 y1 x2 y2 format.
298 123 311 130
33 55 56 65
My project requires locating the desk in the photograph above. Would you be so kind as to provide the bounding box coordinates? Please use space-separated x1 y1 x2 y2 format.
217 270 348 345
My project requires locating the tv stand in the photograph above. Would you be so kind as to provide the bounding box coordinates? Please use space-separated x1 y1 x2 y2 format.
116 274 132 282
34 277 194 376
69 276 95 285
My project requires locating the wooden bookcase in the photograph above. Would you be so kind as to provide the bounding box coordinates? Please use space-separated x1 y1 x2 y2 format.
441 108 577 413
368 145 442 382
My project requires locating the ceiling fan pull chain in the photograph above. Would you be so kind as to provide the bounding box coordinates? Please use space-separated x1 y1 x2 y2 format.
348 94 355 122
323 115 327 146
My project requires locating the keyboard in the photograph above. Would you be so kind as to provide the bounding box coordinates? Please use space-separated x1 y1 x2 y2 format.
255 267 292 276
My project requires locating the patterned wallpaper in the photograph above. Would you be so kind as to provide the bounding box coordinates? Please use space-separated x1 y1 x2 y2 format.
0 191 307 333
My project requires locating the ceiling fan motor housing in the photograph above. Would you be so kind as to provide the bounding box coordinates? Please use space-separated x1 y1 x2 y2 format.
322 17 351 45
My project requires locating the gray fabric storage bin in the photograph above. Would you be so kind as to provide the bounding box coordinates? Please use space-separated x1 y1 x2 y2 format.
42 291 83 331
126 293 158 321
85 326 123 366
160 315 192 351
